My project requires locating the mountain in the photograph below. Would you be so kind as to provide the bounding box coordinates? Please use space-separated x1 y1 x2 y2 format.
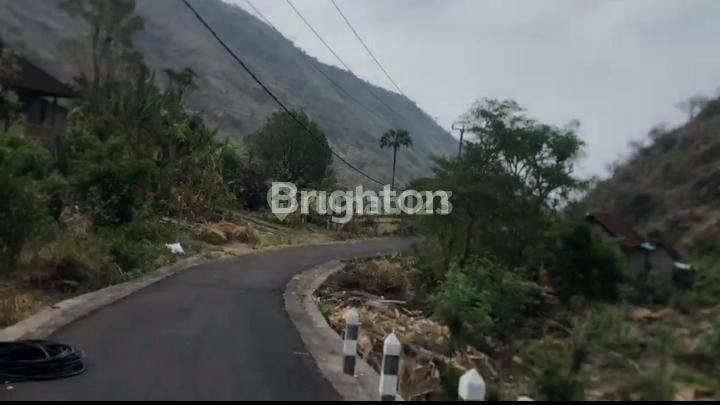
0 0 457 186
577 97 720 254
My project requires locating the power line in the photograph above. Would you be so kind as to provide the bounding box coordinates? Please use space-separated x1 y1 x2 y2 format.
330 0 404 97
180 0 385 185
284 0 410 126
244 0 273 27
244 0 390 124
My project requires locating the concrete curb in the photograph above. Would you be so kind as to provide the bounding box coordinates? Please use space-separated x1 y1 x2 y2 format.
285 260 403 401
0 256 208 342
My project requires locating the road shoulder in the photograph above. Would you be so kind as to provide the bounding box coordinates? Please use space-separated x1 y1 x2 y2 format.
0 256 208 341
284 260 386 401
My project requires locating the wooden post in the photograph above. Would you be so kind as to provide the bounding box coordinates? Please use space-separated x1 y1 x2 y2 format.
343 308 360 376
380 333 401 401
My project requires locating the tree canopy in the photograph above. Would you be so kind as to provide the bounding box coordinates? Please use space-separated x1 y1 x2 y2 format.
412 98 585 267
246 110 333 188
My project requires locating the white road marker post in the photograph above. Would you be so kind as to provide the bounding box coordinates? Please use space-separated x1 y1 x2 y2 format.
458 368 486 401
343 308 360 376
379 333 401 401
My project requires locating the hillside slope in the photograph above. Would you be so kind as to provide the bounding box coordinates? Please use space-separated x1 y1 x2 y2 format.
0 0 456 185
579 97 720 254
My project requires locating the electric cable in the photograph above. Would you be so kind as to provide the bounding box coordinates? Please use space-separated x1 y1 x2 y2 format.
0 340 85 383
244 0 391 124
181 0 386 185
330 0 405 96
284 0 411 126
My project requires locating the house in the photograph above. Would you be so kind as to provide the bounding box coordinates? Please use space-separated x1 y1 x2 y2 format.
586 212 694 292
0 42 76 151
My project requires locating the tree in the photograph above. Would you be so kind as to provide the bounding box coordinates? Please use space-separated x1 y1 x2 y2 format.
66 66 230 221
246 110 333 188
0 48 22 132
60 0 145 105
412 99 585 268
379 129 412 190
0 134 54 272
676 94 710 121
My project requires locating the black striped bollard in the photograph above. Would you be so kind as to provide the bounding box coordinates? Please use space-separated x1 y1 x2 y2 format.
379 333 401 401
343 308 360 376
458 368 486 401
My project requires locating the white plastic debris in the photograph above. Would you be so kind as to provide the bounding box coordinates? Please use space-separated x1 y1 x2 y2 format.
165 243 185 255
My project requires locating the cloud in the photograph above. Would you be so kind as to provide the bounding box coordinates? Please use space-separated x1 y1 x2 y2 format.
228 0 720 177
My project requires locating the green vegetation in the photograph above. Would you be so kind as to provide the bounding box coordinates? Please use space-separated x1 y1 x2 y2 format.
434 258 541 346
545 223 629 303
0 130 55 270
0 0 343 291
518 337 584 400
246 110 333 188
678 253 720 311
702 319 720 367
400 96 720 400
412 99 585 268
0 49 22 131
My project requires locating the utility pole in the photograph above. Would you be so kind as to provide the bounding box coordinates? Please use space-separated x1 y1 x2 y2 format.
452 120 470 159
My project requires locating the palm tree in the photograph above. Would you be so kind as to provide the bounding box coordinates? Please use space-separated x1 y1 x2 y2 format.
380 129 412 190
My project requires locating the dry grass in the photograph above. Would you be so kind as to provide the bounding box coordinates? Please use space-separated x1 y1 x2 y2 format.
0 280 65 327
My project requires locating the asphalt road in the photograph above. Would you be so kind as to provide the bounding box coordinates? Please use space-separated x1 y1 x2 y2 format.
1 238 416 400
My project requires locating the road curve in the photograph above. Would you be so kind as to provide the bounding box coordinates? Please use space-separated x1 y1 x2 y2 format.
1 238 416 400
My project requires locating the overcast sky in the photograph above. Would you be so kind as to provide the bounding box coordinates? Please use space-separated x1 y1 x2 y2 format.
228 0 720 177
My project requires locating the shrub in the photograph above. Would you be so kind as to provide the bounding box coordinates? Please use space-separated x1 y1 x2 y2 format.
518 337 584 400
583 305 643 358
84 157 157 225
434 258 541 346
0 134 54 179
94 220 177 274
629 370 675 400
28 232 109 290
677 253 720 311
702 318 720 365
0 175 42 272
546 223 629 302
531 371 584 401
0 135 54 272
